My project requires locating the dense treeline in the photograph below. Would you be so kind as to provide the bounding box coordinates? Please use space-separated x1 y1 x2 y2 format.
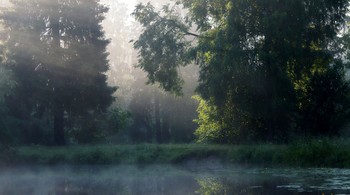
0 0 198 146
102 0 199 144
133 0 350 143
0 0 116 145
0 0 350 146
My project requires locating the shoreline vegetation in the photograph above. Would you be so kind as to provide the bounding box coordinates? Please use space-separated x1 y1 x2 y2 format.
1 139 350 168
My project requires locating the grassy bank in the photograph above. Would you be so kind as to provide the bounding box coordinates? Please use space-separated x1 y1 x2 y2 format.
2 139 350 168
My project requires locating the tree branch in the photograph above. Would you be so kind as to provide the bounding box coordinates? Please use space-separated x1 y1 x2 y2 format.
156 13 214 39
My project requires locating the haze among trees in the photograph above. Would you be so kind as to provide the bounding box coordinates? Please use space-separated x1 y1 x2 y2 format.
0 0 350 146
133 0 350 143
0 0 115 145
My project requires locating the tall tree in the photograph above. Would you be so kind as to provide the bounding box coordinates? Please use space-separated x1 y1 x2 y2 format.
1 0 116 145
133 0 350 143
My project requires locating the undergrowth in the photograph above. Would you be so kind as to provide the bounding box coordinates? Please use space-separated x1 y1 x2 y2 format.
4 139 350 168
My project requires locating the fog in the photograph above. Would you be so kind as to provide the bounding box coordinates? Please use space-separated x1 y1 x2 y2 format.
0 0 199 144
1 1 350 194
1 0 349 145
100 0 199 143
1 164 350 194
0 0 10 8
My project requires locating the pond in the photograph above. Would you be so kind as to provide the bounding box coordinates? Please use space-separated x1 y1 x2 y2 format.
1 163 350 194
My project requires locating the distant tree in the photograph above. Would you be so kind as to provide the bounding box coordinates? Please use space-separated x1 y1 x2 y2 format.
101 0 198 144
1 0 116 145
133 0 350 142
101 0 136 104
0 52 16 144
128 65 198 144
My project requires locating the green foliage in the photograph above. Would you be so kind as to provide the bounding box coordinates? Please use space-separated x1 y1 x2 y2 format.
192 95 223 143
127 65 198 144
72 149 111 164
65 107 130 144
67 113 105 144
295 62 350 136
1 0 116 145
196 178 225 195
3 141 350 168
132 2 192 95
106 106 131 134
133 0 350 143
285 138 347 167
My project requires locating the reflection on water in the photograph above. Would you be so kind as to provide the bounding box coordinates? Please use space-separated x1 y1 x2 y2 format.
0 164 350 194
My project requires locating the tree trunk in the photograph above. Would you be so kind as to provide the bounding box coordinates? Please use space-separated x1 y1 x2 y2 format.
155 95 162 144
162 115 170 143
51 0 65 145
53 105 65 145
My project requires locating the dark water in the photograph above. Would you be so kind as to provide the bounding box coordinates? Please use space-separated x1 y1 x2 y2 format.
1 163 350 194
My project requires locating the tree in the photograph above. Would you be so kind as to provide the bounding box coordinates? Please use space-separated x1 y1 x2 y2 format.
127 65 198 144
0 47 16 144
1 0 116 145
192 95 222 143
133 0 350 143
99 0 198 144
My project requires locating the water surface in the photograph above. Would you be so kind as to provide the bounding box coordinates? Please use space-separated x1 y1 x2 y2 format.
1 163 350 194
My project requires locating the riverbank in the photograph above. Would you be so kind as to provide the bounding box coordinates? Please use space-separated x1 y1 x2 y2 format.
2 139 350 168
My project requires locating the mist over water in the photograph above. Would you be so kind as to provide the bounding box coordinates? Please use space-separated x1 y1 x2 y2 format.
1 164 350 194
0 0 350 194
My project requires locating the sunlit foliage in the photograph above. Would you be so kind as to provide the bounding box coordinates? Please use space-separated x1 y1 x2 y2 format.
192 95 222 143
196 177 226 195
133 0 350 143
